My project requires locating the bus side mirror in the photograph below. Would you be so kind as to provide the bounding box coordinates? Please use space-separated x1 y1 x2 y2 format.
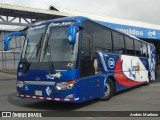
68 23 82 45
4 32 24 51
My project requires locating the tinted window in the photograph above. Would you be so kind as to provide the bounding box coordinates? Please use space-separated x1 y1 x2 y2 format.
92 26 104 51
142 42 148 57
92 26 112 52
113 32 125 54
104 30 112 52
134 40 142 56
83 21 112 53
125 37 135 55
81 33 91 59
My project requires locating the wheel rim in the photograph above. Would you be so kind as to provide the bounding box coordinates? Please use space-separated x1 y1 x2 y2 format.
104 82 110 97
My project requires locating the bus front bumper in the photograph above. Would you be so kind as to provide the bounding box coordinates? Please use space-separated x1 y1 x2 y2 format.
17 93 80 102
16 81 81 103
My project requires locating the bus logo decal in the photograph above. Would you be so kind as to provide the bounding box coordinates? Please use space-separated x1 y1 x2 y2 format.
25 85 29 91
35 77 40 81
128 59 139 79
108 58 115 68
148 30 156 38
46 72 62 79
18 72 22 77
46 86 52 96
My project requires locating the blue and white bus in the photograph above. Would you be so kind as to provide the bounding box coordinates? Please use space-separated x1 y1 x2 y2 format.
4 16 157 103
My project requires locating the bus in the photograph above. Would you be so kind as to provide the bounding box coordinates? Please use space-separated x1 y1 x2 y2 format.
4 16 157 103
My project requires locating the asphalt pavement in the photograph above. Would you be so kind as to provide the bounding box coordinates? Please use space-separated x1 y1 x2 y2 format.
0 72 160 119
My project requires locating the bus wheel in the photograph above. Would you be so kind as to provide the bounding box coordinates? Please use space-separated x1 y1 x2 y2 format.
146 74 151 85
100 78 114 101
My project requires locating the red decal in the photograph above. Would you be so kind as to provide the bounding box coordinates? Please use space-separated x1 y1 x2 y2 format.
70 98 75 101
114 56 144 87
51 98 55 100
60 98 65 101
43 97 47 100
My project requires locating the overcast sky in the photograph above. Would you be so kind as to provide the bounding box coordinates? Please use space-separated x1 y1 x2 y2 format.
0 0 160 25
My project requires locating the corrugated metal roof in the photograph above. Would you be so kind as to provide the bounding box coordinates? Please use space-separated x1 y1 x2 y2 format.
0 3 70 17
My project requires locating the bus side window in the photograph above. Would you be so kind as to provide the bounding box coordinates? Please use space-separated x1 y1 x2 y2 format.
134 40 142 56
80 33 94 77
141 42 148 57
81 34 91 59
113 32 125 54
104 30 112 52
92 28 113 53
125 37 135 55
92 27 104 52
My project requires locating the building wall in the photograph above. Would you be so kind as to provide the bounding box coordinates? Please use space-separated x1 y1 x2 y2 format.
0 31 24 70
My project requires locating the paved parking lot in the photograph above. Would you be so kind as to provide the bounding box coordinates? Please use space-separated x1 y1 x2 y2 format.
0 72 160 119
0 72 159 111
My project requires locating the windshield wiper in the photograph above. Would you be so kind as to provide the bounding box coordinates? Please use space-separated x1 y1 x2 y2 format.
47 45 54 74
44 35 55 74
22 34 44 73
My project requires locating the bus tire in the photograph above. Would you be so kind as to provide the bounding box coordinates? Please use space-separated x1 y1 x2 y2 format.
100 78 114 101
146 74 151 85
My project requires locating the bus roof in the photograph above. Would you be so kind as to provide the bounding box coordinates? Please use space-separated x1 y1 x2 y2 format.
31 16 151 45
31 16 89 27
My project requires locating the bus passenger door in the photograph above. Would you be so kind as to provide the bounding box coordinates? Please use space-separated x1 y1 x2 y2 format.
80 33 94 77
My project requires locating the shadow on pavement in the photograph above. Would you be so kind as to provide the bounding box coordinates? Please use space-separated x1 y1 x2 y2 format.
8 92 98 111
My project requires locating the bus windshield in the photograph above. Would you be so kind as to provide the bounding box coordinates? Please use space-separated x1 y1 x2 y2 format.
22 25 46 63
41 25 79 70
21 22 79 70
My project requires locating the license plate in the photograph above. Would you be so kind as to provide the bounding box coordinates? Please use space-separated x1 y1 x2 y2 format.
35 90 42 96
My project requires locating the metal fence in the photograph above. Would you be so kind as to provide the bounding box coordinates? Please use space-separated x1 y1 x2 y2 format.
0 31 24 70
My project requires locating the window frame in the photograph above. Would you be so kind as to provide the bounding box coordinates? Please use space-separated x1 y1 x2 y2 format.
82 20 149 58
112 31 126 54
82 20 113 54
141 42 148 58
124 36 135 56
134 39 142 57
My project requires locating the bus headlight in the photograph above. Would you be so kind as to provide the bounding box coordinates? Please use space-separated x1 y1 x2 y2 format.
17 81 24 88
56 82 67 90
55 80 77 90
66 84 74 89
